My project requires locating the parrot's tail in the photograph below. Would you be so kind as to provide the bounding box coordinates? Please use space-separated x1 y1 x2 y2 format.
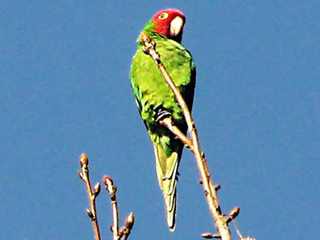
153 143 182 231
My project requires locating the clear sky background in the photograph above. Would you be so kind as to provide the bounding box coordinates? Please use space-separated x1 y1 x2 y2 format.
0 1 319 239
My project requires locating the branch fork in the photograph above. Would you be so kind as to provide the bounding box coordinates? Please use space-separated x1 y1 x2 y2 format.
79 154 135 240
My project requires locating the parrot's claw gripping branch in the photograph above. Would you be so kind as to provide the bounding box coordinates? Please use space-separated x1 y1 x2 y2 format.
159 116 194 151
79 154 135 240
142 34 239 240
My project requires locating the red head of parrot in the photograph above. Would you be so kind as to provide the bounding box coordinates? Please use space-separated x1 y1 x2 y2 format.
151 9 186 42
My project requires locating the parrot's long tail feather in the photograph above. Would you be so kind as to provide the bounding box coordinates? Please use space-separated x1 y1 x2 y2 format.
154 143 181 231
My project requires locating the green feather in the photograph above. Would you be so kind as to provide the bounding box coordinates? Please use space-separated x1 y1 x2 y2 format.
130 24 196 230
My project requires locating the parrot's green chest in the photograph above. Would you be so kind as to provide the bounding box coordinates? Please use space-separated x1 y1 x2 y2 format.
130 36 195 128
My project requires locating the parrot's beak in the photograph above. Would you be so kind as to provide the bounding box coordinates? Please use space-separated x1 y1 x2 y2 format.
170 16 185 40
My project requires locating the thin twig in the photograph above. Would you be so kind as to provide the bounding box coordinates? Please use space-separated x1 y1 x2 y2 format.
141 33 237 240
103 176 135 240
104 176 119 240
120 212 135 240
79 153 102 240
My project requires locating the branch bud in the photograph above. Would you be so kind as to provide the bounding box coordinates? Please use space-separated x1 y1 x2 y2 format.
103 175 117 199
214 184 221 191
201 232 214 239
202 232 221 239
80 153 89 166
86 208 94 219
94 182 101 195
212 233 222 239
78 171 84 180
125 212 135 229
103 175 113 187
226 207 240 223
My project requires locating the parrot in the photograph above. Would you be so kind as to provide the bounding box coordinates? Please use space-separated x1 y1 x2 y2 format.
130 8 196 231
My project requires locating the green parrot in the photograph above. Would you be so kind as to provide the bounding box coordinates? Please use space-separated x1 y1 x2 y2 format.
130 8 196 231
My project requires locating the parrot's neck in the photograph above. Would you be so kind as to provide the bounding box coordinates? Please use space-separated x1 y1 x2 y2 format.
138 20 183 45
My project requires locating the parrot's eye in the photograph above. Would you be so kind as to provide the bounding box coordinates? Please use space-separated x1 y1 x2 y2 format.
158 12 169 20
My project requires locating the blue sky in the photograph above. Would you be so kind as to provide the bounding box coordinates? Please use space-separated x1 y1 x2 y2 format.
0 1 319 239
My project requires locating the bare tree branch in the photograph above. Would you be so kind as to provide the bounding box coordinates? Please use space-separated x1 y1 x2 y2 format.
79 153 102 240
79 154 135 240
103 176 119 240
103 176 135 240
120 212 135 240
141 32 240 240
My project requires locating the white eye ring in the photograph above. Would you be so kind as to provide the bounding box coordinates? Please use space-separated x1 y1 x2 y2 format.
158 12 169 20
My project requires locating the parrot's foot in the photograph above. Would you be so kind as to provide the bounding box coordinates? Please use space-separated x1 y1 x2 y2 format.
155 108 171 123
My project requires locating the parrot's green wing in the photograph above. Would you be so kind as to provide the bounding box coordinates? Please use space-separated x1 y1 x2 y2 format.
130 32 196 230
